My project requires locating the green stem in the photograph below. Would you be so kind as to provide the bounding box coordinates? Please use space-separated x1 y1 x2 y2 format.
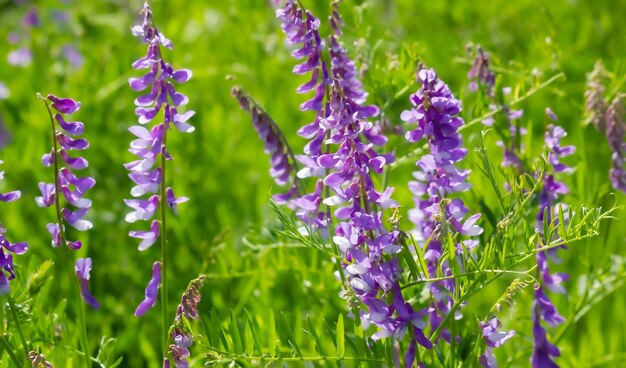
38 94 91 368
0 335 23 368
160 123 169 358
7 294 29 362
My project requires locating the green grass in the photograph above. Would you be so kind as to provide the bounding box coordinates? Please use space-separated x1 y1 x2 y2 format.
0 0 625 366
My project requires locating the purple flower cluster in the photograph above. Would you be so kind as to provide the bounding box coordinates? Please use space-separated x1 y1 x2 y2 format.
584 62 626 192
276 1 430 364
37 95 95 249
0 161 28 294
323 81 431 365
127 1 192 315
531 121 575 368
276 0 331 228
605 96 626 191
164 275 205 368
479 317 515 368
402 68 483 343
467 47 526 170
37 94 99 309
467 46 495 98
276 0 329 115
231 87 298 204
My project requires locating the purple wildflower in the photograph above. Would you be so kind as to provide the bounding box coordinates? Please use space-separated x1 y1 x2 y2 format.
128 1 193 315
22 8 40 28
479 317 515 368
321 76 430 366
231 87 298 204
75 258 99 309
37 94 94 249
0 160 28 295
7 47 32 67
584 61 608 132
467 46 495 97
530 287 561 368
165 275 205 367
135 261 161 317
274 2 430 364
605 96 626 191
402 68 483 344
61 44 85 69
530 122 574 368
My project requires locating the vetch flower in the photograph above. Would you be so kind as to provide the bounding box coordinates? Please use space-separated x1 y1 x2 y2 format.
605 96 626 191
231 86 298 204
37 94 94 249
402 67 482 346
127 1 193 315
75 258 99 309
0 160 28 295
479 317 515 368
135 261 161 317
467 45 495 97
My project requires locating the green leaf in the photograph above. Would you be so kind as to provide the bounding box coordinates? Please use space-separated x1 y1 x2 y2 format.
268 309 277 357
281 312 302 357
229 310 243 354
336 314 345 357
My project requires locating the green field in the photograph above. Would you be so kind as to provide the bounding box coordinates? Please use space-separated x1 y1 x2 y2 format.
1 0 625 367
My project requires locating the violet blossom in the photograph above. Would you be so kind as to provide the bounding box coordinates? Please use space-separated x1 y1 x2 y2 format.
0 160 28 295
37 94 94 249
275 1 429 365
479 317 515 368
531 121 575 368
231 87 298 204
164 275 205 368
135 261 161 317
127 1 193 315
402 68 483 345
467 46 495 98
605 96 626 191
75 257 99 309
276 0 331 228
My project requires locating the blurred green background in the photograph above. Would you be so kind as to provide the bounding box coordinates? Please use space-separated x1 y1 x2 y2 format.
0 0 625 366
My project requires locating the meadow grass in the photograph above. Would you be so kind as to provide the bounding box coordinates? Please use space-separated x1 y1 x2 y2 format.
0 0 625 366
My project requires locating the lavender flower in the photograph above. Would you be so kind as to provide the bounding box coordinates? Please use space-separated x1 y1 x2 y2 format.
231 87 298 204
128 1 193 315
531 288 561 368
0 160 28 295
467 46 495 97
273 2 432 364
75 258 99 309
276 0 329 114
37 94 94 249
164 275 205 368
402 68 483 344
135 261 161 317
276 0 332 228
530 122 574 368
605 96 626 191
584 61 608 132
479 317 515 368
7 47 32 67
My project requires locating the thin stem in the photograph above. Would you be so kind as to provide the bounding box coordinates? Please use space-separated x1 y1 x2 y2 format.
38 94 91 368
0 335 23 368
160 123 169 358
6 294 29 361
